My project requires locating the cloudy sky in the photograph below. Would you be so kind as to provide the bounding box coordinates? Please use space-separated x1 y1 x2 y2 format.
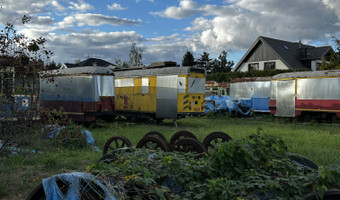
1 0 339 66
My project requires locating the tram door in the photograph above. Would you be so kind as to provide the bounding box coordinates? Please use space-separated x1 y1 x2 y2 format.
276 80 295 117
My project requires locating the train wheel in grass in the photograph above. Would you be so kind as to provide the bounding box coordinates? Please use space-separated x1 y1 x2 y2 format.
173 138 207 154
203 131 232 150
136 135 170 151
103 135 132 155
170 131 197 150
144 131 167 142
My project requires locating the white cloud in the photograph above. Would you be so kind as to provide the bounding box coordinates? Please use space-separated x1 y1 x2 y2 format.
179 0 340 54
58 13 139 28
107 3 127 11
51 1 66 11
68 0 93 11
45 31 144 63
153 0 199 19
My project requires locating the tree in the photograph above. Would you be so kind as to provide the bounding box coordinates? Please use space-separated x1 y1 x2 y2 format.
0 16 53 154
114 57 129 69
129 42 143 67
182 50 195 66
196 51 212 73
319 37 340 70
211 50 234 73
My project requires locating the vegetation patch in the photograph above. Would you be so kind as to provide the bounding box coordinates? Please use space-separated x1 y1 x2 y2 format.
89 133 340 199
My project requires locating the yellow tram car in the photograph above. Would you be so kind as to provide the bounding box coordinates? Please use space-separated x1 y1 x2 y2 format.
114 62 206 121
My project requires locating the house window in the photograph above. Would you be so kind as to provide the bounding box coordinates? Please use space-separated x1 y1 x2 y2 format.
264 62 276 70
248 63 259 71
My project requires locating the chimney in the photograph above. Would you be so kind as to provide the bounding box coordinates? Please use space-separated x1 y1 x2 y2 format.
298 39 302 48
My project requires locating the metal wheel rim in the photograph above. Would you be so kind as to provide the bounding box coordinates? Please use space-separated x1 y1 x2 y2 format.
103 135 132 155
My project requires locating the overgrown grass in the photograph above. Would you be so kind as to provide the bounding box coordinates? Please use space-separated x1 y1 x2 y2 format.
89 115 340 166
0 115 339 199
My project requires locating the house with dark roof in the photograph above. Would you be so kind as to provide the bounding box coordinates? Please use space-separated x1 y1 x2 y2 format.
233 36 337 72
60 58 115 69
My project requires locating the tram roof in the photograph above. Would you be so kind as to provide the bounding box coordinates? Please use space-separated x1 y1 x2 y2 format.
39 66 115 76
272 70 340 80
114 66 205 78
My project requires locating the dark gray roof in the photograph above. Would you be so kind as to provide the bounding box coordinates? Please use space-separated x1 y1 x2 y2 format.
40 66 115 76
233 36 333 71
64 58 115 68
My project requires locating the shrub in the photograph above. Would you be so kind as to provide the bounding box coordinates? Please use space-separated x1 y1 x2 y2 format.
90 133 340 199
54 124 88 148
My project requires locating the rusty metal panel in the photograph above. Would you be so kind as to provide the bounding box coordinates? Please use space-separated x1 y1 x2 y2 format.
270 81 277 99
230 82 252 99
253 81 271 97
297 78 340 100
188 77 205 94
156 75 177 118
142 78 149 94
276 80 295 117
177 77 186 93
40 76 97 102
230 80 271 99
115 78 134 87
96 76 114 97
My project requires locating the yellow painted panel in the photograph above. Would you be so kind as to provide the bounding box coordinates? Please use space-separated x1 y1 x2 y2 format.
149 76 157 95
134 78 142 94
178 93 205 113
115 87 134 111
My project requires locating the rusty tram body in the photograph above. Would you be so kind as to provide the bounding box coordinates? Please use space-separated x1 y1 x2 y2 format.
114 64 206 121
39 66 115 122
39 63 206 122
269 70 340 120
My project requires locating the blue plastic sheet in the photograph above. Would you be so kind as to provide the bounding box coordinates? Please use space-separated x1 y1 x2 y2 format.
205 95 252 116
42 172 116 200
251 97 270 112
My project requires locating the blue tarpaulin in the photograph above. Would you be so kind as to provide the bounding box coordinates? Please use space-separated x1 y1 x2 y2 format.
42 172 117 200
205 95 252 116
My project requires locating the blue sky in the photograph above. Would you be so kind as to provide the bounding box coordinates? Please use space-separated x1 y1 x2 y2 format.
1 0 339 66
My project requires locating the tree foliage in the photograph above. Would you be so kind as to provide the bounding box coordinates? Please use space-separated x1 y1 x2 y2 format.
129 42 143 67
182 50 196 66
196 51 213 73
319 37 340 70
0 16 53 154
211 50 234 73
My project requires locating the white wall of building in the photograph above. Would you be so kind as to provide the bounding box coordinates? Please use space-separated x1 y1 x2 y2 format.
237 60 289 72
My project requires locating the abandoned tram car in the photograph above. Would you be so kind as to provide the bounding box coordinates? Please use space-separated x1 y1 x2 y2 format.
39 66 115 122
114 63 206 121
269 70 340 120
39 63 206 122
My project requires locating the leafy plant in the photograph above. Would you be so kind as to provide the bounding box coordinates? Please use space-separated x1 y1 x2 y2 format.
90 133 340 199
53 124 88 148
